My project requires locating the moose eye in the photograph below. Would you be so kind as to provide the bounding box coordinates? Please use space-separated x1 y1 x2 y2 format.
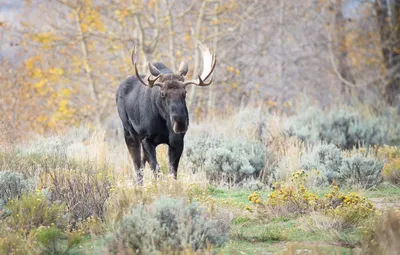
160 91 166 98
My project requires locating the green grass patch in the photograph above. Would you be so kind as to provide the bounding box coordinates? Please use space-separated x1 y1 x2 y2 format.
208 187 270 205
230 217 325 243
220 240 283 255
231 216 251 225
362 185 400 199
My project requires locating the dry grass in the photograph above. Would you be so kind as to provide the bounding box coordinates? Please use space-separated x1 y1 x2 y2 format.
262 115 314 182
359 209 400 255
299 212 346 239
0 122 10 151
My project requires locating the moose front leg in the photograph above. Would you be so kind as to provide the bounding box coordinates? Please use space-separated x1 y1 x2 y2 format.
141 138 160 178
168 143 183 179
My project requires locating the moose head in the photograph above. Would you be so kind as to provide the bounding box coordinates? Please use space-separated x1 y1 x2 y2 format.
131 44 216 134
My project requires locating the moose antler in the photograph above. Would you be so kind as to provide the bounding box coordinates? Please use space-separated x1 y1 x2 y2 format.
131 45 163 88
184 43 217 87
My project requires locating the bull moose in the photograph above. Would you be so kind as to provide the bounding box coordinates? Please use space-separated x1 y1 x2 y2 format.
116 44 216 184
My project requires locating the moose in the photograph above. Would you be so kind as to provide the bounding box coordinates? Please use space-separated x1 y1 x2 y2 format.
116 44 216 184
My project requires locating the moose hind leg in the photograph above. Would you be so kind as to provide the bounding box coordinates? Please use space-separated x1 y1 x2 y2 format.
141 138 160 178
141 144 148 168
124 130 143 185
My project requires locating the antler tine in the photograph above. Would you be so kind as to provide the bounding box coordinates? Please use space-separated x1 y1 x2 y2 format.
147 74 162 88
184 43 217 87
201 48 217 82
131 45 150 87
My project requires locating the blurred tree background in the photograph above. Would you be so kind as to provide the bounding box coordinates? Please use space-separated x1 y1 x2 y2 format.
0 0 399 141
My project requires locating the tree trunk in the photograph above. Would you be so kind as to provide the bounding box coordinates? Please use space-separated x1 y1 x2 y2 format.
187 0 208 110
75 10 100 124
207 0 219 120
166 0 176 69
331 0 356 97
376 0 400 105
278 0 285 96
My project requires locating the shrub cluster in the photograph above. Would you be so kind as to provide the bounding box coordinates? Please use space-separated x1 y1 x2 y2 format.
0 171 35 209
380 146 400 185
323 185 375 226
301 144 383 188
286 107 399 149
1 150 114 224
107 196 228 254
43 164 114 224
383 158 400 184
0 192 89 255
184 134 266 185
247 170 318 217
247 178 376 227
5 192 67 235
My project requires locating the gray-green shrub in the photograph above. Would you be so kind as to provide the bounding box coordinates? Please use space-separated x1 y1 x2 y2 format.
286 107 399 149
340 154 383 188
107 196 228 254
0 171 34 208
184 134 266 185
301 144 384 188
301 144 343 185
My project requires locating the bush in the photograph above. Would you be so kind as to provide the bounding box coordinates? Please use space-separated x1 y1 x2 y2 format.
33 226 85 255
340 154 383 188
284 107 325 143
376 145 400 160
43 163 114 224
184 134 266 185
107 196 228 254
0 171 35 209
247 181 375 227
247 171 319 217
0 150 73 179
382 158 400 185
24 127 91 157
323 186 375 226
286 107 399 149
0 150 114 224
301 144 343 185
5 193 67 235
241 178 265 191
301 144 383 188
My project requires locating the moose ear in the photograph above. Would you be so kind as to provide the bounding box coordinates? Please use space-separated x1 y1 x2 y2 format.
148 62 161 77
178 61 188 77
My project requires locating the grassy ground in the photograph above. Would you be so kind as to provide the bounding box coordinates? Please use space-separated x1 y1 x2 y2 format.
210 185 400 254
1 122 399 254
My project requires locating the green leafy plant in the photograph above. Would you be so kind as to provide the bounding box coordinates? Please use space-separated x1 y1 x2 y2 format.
5 192 67 235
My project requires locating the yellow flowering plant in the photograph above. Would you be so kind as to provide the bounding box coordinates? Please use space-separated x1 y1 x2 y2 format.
247 170 319 216
323 185 375 225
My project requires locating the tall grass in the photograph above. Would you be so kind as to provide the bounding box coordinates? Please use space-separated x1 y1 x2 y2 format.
0 106 398 254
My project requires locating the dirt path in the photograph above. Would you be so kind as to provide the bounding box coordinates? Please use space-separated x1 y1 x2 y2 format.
369 197 400 210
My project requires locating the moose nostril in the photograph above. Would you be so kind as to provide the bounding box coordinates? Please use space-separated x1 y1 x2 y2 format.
172 115 185 123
